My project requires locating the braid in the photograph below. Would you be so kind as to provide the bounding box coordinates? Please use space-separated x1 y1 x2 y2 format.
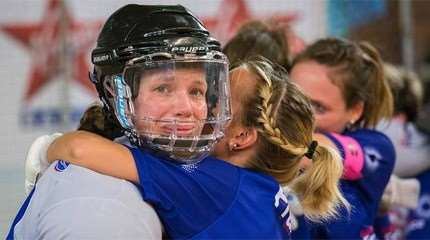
234 57 347 220
257 82 307 156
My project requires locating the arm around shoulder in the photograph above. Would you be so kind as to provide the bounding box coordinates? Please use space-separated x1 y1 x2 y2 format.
47 130 139 183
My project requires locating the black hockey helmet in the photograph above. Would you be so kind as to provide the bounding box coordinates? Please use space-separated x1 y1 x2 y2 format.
89 4 231 163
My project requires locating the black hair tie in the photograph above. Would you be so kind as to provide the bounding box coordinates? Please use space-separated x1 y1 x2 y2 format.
304 140 318 159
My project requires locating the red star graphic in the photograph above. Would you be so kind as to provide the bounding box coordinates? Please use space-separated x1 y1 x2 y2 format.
1 0 102 102
202 0 299 44
203 0 252 43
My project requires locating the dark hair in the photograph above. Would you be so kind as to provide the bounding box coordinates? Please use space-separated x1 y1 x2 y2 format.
77 104 122 140
384 63 424 122
223 20 291 71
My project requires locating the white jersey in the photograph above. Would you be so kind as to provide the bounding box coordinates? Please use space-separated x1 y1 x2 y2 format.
8 161 162 240
378 117 430 178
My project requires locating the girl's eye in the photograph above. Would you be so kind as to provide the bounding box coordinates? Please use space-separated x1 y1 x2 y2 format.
311 102 327 114
190 88 205 97
154 85 170 94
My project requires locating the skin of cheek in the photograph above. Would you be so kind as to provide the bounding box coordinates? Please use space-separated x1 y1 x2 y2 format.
133 91 209 135
133 96 168 133
193 101 208 120
290 61 352 133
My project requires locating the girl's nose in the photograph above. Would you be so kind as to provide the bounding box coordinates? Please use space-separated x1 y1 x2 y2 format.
173 91 193 118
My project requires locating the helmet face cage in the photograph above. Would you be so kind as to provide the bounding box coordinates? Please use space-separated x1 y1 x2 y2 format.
102 51 231 163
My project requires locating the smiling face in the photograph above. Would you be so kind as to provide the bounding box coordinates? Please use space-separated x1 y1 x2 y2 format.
290 60 355 133
133 68 208 136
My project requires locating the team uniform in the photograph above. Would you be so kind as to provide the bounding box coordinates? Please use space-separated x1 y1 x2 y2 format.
373 214 398 239
373 118 430 239
377 118 430 178
7 160 162 240
127 146 294 239
392 120 430 239
307 129 396 239
374 170 430 240
404 169 430 238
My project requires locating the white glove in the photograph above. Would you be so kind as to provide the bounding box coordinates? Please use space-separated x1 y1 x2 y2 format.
382 175 420 209
25 133 63 195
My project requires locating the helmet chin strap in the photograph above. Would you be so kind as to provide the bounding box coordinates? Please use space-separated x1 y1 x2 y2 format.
124 129 141 147
138 133 220 164
121 123 217 164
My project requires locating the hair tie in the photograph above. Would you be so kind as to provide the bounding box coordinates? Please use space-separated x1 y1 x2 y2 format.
304 140 318 159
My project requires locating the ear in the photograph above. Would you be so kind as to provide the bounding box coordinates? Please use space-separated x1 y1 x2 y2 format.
229 127 258 151
349 101 364 123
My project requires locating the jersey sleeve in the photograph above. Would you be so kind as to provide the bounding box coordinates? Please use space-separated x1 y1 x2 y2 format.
325 129 395 180
324 132 365 180
324 129 396 202
126 146 240 239
373 214 397 240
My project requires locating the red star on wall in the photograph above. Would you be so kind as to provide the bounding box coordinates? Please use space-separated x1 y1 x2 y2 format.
202 0 299 44
1 0 102 102
203 0 252 44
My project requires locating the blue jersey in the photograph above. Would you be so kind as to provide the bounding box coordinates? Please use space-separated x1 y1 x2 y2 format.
309 129 396 239
404 169 430 238
128 147 293 239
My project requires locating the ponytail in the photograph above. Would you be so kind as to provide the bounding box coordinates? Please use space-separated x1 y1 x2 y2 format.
291 144 349 221
234 57 348 221
358 42 393 127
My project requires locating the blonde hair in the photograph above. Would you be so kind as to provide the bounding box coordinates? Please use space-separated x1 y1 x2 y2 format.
293 38 393 128
234 57 348 221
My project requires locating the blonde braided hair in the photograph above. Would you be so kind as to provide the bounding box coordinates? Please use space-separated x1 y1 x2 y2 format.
235 57 347 220
253 62 309 157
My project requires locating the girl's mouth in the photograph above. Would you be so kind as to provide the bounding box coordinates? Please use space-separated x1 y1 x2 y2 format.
161 124 196 135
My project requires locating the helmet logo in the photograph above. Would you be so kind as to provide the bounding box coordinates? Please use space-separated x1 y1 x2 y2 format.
92 53 112 65
171 46 207 54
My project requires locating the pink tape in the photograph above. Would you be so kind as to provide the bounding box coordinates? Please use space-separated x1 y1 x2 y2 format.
330 133 364 180
360 226 374 238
